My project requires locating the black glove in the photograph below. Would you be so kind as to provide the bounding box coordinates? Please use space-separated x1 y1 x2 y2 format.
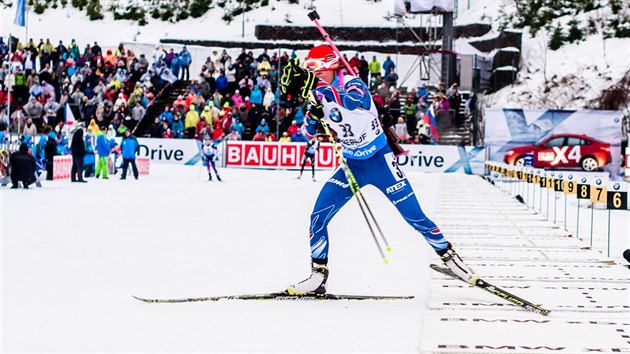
377 105 395 129
280 58 318 105
307 101 324 121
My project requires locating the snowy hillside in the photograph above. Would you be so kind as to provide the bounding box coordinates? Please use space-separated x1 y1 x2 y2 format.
485 2 630 111
1 0 629 111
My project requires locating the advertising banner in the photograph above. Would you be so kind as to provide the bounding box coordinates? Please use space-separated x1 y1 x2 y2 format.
223 141 485 174
225 141 338 169
52 156 72 180
396 145 486 174
136 138 208 165
484 108 623 175
136 157 151 175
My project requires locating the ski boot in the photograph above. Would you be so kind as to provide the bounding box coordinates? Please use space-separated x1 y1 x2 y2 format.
437 243 479 285
208 173 212 181
286 262 329 295
216 175 222 182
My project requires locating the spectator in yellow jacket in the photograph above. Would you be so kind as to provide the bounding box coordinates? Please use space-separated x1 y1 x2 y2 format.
279 132 291 142
184 105 200 139
200 106 213 126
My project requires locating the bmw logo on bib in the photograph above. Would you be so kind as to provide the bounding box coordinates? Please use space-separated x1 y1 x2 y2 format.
329 108 343 123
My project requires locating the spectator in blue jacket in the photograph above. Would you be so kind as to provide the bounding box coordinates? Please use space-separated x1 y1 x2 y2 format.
171 55 181 79
172 115 184 138
255 119 270 134
95 129 110 179
216 71 229 95
417 83 429 105
293 106 305 125
291 129 308 143
120 129 139 180
159 105 174 125
34 132 48 162
249 85 263 105
22 135 34 155
178 46 192 80
230 117 245 139
382 55 395 76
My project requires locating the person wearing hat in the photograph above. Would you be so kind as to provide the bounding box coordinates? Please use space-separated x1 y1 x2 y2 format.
184 104 200 139
172 114 184 138
286 120 300 137
120 129 139 180
348 52 362 76
278 131 291 143
178 45 192 80
279 44 477 296
94 126 110 179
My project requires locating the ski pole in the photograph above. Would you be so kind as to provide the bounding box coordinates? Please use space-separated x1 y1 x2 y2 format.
317 113 390 263
308 10 356 76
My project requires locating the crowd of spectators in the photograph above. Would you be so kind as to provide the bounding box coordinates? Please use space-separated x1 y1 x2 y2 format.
148 47 291 142
147 47 466 145
0 36 190 139
0 36 174 183
1 35 468 149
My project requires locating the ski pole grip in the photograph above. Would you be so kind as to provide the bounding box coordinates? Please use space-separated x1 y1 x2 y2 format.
307 10 356 76
307 10 320 21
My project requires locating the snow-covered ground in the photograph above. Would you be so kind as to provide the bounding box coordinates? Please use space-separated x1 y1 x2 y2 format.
1 164 628 353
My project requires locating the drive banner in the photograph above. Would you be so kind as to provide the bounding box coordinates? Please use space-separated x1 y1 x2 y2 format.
396 145 486 174
136 138 202 165
484 108 623 175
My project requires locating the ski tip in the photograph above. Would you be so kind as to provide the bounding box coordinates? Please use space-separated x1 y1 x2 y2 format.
383 258 389 265
133 295 159 303
386 246 392 252
132 295 149 302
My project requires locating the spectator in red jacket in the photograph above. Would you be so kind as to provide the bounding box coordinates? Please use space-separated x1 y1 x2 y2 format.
286 120 300 137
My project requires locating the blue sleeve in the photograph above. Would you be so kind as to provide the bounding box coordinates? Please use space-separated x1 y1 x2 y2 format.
315 77 371 111
302 117 318 140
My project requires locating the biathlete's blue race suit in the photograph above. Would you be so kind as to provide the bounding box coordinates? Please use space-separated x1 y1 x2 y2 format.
303 73 449 262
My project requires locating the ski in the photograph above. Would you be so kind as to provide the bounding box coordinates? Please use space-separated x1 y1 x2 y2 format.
133 292 414 303
430 264 551 316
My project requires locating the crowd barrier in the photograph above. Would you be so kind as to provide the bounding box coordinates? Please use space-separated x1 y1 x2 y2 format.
53 154 150 180
136 157 150 175
53 156 72 180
